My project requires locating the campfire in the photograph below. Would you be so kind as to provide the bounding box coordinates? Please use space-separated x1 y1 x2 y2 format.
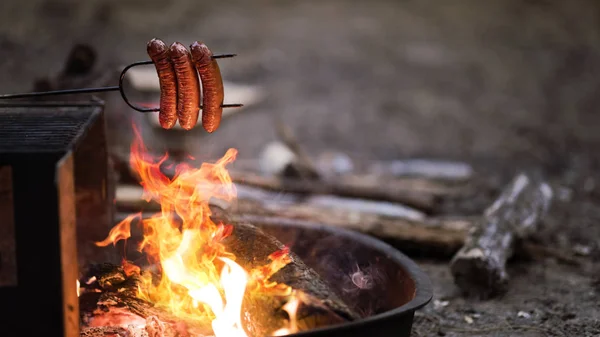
0 43 433 337
79 127 359 337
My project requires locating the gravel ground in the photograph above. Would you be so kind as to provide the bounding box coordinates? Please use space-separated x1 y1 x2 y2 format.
1 0 599 335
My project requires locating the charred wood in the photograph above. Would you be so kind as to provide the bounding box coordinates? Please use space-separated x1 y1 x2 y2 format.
80 223 360 337
223 222 360 336
79 264 207 336
80 326 132 337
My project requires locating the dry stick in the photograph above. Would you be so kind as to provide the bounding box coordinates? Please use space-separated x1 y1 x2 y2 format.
449 173 553 299
227 198 468 254
114 150 464 213
228 170 440 212
115 186 577 264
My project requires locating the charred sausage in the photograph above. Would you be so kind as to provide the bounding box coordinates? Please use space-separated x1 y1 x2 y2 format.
146 38 178 129
169 42 201 130
190 41 224 133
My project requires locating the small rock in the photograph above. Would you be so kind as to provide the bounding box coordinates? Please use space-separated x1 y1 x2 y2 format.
573 244 592 256
583 177 595 192
259 141 296 176
316 151 354 177
556 186 573 202
433 299 450 310
464 315 474 324
517 311 531 319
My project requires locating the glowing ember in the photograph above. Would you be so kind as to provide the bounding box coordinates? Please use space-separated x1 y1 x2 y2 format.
96 126 294 336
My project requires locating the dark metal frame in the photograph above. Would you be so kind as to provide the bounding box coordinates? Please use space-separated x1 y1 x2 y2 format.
0 101 115 337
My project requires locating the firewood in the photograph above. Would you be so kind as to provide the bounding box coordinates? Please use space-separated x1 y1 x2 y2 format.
222 222 360 336
81 223 360 337
116 187 574 264
449 173 553 299
111 148 466 213
368 159 474 181
228 170 440 211
80 326 133 337
223 198 466 254
79 264 210 336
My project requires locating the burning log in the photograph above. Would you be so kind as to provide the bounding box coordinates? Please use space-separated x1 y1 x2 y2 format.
449 173 553 299
79 264 207 336
82 226 360 337
80 326 132 337
222 222 361 336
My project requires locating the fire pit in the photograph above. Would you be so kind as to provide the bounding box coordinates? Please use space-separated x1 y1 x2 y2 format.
246 216 433 337
78 126 432 336
80 215 432 337
0 102 431 337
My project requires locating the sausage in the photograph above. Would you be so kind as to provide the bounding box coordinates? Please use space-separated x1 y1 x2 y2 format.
190 41 224 133
146 39 177 129
169 42 201 130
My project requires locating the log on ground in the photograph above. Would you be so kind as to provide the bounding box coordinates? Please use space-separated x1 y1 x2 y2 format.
449 173 553 299
228 170 440 212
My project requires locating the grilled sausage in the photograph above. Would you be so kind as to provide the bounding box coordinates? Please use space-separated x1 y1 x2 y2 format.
190 41 224 133
169 42 201 130
146 39 177 129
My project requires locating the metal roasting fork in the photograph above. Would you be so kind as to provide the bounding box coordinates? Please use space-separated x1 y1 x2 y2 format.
0 54 243 112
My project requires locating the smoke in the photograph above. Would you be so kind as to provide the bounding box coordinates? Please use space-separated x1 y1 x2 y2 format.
258 224 396 319
349 264 375 290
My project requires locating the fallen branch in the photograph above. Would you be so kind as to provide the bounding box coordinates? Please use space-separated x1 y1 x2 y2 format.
226 198 467 255
115 185 576 263
229 170 441 212
368 159 474 182
449 173 553 299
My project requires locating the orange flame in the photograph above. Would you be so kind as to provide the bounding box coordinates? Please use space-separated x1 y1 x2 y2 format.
272 292 301 336
95 213 140 247
97 125 294 336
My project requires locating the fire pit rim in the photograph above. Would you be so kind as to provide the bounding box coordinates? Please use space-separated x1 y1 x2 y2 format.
247 216 434 336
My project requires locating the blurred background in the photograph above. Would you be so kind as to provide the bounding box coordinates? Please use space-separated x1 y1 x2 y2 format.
1 1 600 335
1 0 600 168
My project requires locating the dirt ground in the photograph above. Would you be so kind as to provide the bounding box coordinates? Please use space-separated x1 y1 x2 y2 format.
1 0 600 336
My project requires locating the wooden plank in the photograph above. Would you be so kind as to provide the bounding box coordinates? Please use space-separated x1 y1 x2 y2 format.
58 154 80 337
